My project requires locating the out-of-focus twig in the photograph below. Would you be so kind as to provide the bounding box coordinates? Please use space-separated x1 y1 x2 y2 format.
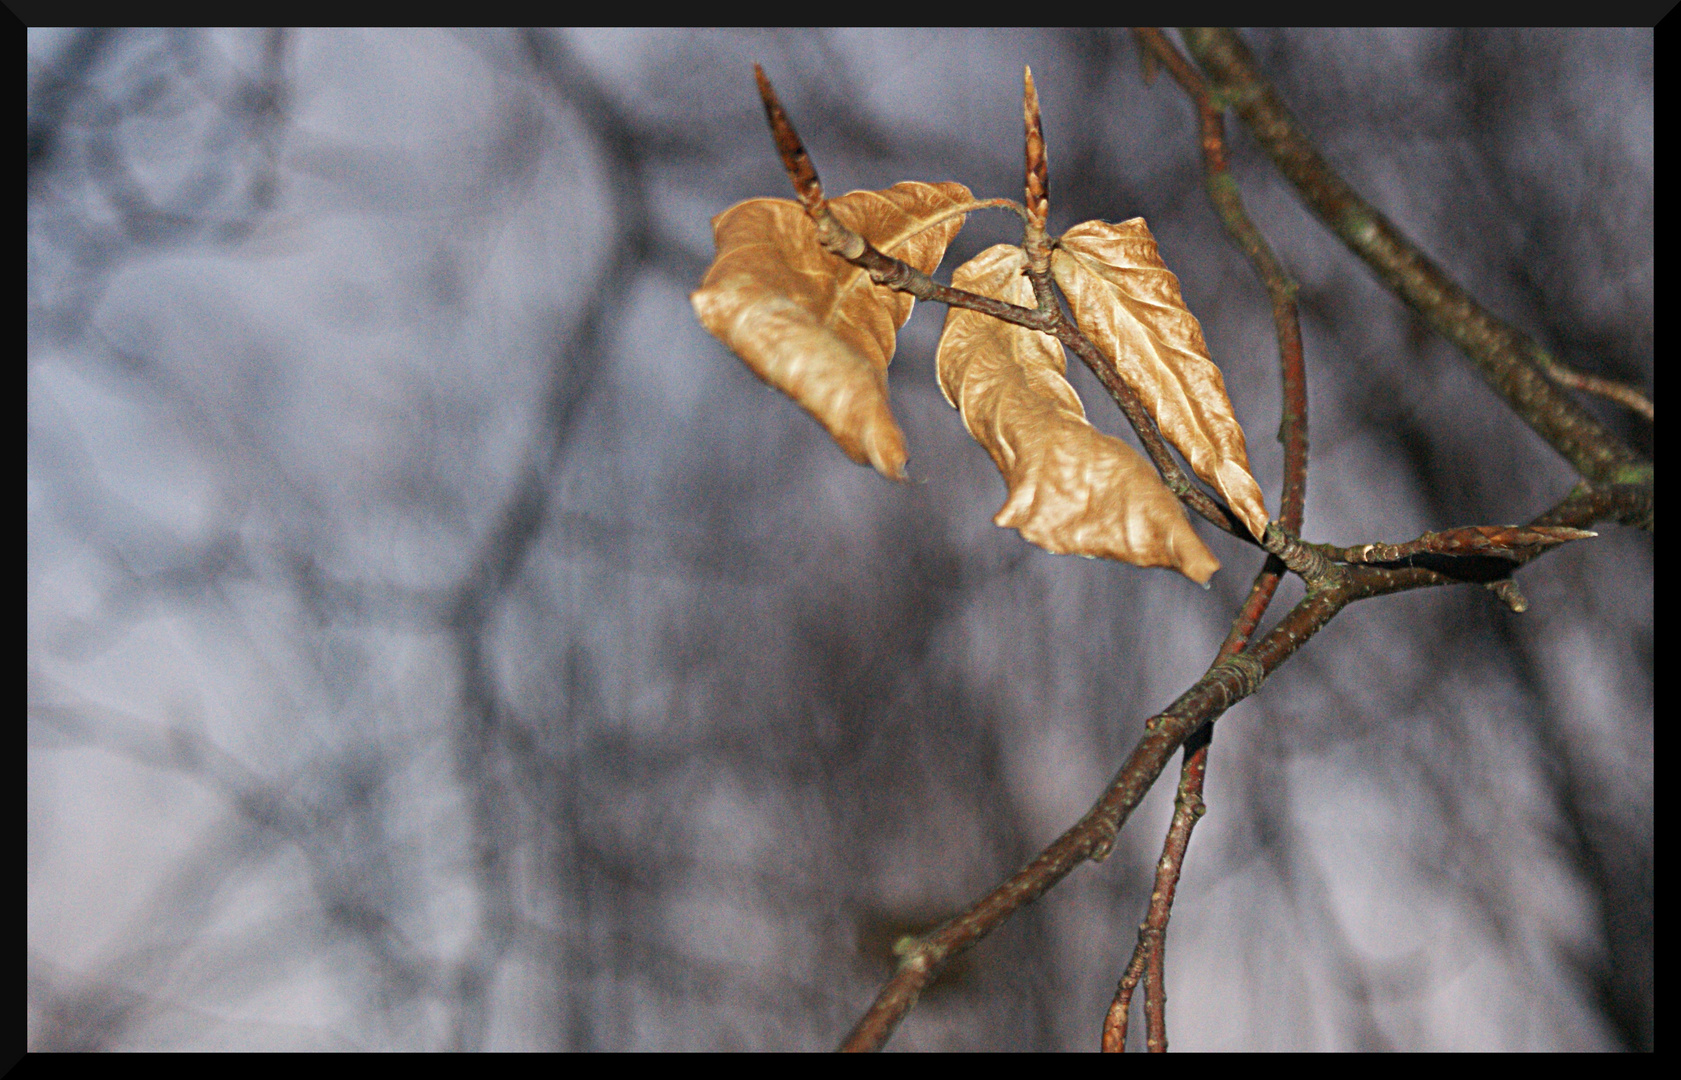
1527 347 1653 421
1179 28 1650 492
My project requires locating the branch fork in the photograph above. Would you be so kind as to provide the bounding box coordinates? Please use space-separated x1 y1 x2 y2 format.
728 55 1638 1052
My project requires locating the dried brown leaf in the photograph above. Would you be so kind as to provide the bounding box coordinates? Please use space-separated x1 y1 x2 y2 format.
937 244 1221 583
691 181 974 479
1051 218 1271 539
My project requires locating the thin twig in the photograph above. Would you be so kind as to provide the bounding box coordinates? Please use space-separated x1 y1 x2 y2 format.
840 476 1608 1051
1135 29 1311 535
1103 708 1208 1053
1105 550 1288 1050
1103 30 1316 1052
744 62 1642 1052
1528 481 1652 532
841 592 1341 1051
845 458 1628 1051
1178 29 1649 490
1527 346 1653 421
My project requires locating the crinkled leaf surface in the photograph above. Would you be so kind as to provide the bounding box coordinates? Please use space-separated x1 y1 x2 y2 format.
691 181 973 479
937 244 1221 583
1052 218 1271 539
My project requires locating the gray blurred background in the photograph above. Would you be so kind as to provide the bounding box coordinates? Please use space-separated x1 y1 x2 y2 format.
27 28 1651 1051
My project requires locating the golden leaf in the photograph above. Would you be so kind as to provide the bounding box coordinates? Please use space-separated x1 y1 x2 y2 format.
691 181 974 480
1051 218 1271 539
936 244 1221 583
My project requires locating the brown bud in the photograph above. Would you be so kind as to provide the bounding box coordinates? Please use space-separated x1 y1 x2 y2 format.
754 63 824 212
1023 66 1049 233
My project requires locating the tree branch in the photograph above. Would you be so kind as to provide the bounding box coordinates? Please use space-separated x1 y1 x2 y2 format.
842 459 1611 1049
1178 28 1650 490
745 59 1640 1051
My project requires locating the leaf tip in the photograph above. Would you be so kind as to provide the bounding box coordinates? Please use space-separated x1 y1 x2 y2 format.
1213 460 1270 541
841 400 910 483
867 431 910 482
1177 544 1220 586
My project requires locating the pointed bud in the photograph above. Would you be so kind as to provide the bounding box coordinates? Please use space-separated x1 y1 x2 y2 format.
1023 66 1049 233
755 63 824 212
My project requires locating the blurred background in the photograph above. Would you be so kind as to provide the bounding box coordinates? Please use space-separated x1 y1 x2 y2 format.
27 28 1651 1051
